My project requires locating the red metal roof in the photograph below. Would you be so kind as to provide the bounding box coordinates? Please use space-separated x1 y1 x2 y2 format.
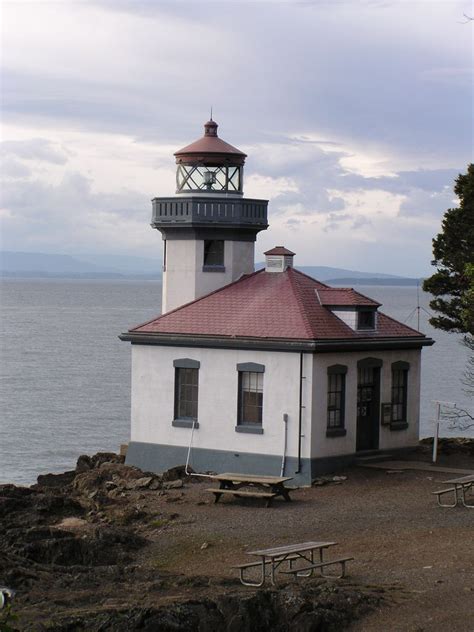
317 288 381 307
174 120 246 158
130 268 424 342
264 246 296 256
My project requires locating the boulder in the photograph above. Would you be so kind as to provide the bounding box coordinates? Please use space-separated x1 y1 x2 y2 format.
36 471 76 488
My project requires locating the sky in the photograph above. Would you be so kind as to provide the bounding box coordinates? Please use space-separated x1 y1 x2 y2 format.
0 0 472 276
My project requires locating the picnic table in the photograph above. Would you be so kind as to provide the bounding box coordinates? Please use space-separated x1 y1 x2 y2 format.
233 541 353 586
206 473 293 507
432 474 474 508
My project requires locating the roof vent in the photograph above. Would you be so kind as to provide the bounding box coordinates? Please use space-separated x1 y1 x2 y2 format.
264 246 295 273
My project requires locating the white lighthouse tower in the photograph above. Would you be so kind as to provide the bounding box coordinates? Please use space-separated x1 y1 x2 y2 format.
151 119 269 313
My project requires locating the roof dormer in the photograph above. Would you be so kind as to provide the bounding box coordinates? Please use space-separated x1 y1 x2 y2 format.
264 246 295 273
317 288 381 331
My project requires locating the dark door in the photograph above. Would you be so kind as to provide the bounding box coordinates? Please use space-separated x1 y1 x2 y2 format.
356 366 380 451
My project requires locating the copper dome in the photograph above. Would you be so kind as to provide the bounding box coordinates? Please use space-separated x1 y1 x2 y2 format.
174 120 247 166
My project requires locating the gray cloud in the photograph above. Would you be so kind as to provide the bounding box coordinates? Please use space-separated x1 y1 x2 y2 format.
0 170 151 254
1 138 69 165
2 2 471 162
0 157 32 179
1 0 470 274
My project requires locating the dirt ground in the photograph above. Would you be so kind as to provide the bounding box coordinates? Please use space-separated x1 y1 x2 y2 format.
143 464 474 631
2 447 473 631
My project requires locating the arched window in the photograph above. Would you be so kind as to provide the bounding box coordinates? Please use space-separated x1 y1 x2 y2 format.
172 359 200 428
326 365 347 437
235 363 264 434
391 361 410 429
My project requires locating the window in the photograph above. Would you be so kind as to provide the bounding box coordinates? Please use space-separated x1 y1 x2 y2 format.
326 365 347 437
357 310 376 330
391 361 409 428
173 359 199 428
236 363 264 434
203 239 224 268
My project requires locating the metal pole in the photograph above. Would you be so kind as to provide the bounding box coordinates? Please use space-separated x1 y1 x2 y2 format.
281 414 288 476
296 352 304 474
432 400 456 464
433 402 440 463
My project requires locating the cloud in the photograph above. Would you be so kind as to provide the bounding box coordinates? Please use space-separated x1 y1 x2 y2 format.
0 0 471 276
0 169 156 256
0 157 32 179
420 66 473 86
1 139 69 164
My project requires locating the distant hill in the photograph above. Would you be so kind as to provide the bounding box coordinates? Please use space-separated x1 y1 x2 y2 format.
327 277 422 286
296 265 401 281
1 251 420 284
256 262 418 284
0 251 162 279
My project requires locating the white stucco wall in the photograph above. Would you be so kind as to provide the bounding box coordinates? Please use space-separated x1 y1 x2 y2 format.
310 349 422 457
131 345 311 459
162 240 197 312
162 239 255 313
332 310 358 330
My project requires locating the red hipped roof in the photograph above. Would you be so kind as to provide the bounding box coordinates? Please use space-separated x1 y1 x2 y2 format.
130 268 424 342
264 246 296 256
317 288 381 307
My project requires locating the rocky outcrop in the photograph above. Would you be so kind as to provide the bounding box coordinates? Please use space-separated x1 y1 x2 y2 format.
418 437 474 455
32 583 380 632
0 454 381 632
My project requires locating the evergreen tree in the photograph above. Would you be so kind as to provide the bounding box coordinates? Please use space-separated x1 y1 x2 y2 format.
461 263 474 334
423 164 474 335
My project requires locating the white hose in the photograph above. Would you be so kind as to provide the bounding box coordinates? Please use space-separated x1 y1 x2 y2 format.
185 420 214 478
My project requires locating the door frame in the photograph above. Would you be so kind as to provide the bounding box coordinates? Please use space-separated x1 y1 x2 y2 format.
356 357 382 451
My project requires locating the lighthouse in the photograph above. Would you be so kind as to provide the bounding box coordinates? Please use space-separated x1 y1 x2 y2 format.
121 117 433 486
151 119 269 313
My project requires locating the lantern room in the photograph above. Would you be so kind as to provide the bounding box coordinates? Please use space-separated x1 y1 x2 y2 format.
174 119 246 196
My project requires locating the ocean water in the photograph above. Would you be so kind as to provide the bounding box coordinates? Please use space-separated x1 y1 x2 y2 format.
0 279 472 485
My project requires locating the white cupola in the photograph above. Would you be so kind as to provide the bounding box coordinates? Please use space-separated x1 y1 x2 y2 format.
264 246 295 272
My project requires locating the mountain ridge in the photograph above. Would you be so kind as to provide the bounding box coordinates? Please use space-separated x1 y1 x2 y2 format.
0 251 421 283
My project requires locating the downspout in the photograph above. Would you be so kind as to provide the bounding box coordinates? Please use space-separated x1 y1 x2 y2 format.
280 413 288 476
296 351 304 474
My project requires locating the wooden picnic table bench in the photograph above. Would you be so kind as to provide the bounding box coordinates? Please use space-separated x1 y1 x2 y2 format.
233 540 353 586
432 474 474 508
207 473 293 507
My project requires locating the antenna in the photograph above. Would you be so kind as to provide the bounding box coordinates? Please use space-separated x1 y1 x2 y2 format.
403 280 432 331
416 280 420 331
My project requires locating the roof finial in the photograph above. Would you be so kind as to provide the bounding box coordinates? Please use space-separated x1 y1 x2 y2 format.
210 105 213 121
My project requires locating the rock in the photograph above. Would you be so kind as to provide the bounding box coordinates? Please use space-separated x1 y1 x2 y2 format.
163 479 184 490
75 455 93 473
165 494 183 503
201 542 210 550
162 465 190 482
38 583 381 631
36 471 76 488
54 518 90 533
125 477 154 490
148 478 162 490
19 527 144 567
312 475 347 486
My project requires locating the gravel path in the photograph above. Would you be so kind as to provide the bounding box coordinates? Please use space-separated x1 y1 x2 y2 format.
141 463 473 631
